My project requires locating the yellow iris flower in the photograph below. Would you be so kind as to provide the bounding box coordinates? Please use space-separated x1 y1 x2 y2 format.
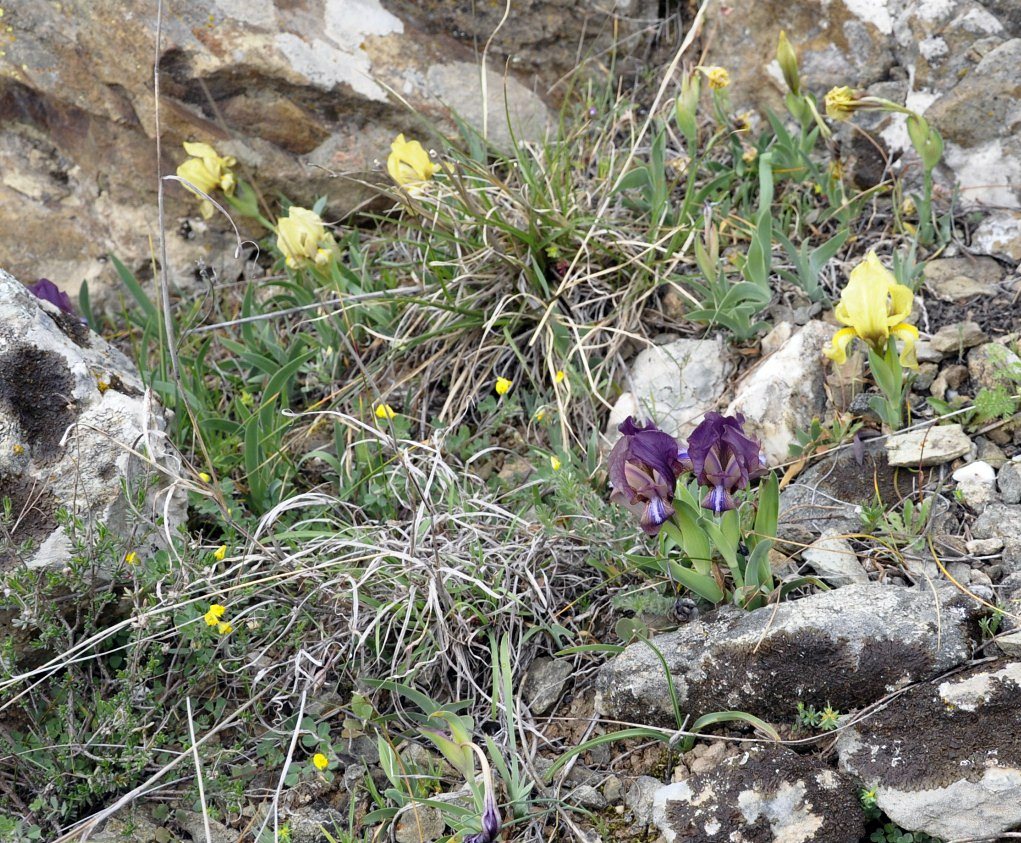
699 66 730 90
824 86 858 121
177 141 237 219
276 206 337 269
387 134 439 192
825 252 918 368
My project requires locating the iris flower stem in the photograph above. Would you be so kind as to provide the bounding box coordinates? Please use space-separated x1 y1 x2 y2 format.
867 338 910 430
917 168 935 247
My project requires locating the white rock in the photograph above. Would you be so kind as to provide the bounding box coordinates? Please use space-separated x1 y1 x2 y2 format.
953 461 996 483
802 532 869 587
0 269 182 571
726 321 835 466
886 424 974 467
966 538 1004 555
973 210 1021 262
606 337 735 444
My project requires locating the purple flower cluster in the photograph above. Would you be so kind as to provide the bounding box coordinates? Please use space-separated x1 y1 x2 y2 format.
27 279 77 317
608 413 767 534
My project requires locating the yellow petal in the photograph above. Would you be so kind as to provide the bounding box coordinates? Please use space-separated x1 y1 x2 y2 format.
891 322 919 369
824 327 858 365
177 157 219 195
840 251 896 351
885 279 914 327
182 141 219 160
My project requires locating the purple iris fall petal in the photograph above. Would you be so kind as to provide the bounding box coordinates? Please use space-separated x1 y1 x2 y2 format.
464 792 501 843
28 278 76 317
607 417 685 536
680 412 766 514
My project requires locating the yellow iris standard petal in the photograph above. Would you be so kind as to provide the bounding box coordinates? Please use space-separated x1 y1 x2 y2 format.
841 252 895 351
387 134 439 190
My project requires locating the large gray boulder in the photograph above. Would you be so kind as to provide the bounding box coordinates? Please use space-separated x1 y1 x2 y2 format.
837 659 1021 840
596 583 982 727
0 269 181 571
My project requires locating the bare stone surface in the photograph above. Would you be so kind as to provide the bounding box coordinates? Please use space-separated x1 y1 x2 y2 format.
521 656 574 716
801 532 868 587
0 268 182 572
968 342 1021 392
653 745 867 843
972 210 1021 261
929 320 988 355
924 256 1005 301
999 461 1021 505
725 320 834 466
886 424 974 467
837 659 1021 841
595 583 981 727
972 503 1021 542
606 337 735 445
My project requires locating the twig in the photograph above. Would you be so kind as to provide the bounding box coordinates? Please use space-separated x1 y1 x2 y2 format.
185 698 213 843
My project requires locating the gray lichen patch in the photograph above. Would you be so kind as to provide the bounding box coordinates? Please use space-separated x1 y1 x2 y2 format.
653 745 866 843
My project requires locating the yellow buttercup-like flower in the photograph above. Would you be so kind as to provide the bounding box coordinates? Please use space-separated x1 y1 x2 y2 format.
550 455 562 471
312 753 329 771
203 604 227 626
824 86 858 121
213 545 227 561
387 134 439 192
374 403 397 420
495 377 513 396
825 252 918 368
699 66 730 90
276 206 337 270
177 141 237 219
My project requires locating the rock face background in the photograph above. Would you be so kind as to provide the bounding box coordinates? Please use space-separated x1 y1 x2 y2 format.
0 0 654 302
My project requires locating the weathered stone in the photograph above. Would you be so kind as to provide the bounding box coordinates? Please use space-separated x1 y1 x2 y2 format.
521 656 573 716
954 461 1000 512
972 210 1021 261
972 503 1021 542
999 461 1021 504
0 269 182 572
912 362 938 392
976 436 1008 469
606 337 735 444
929 321 988 355
886 424 974 467
801 532 869 587
953 460 996 484
653 745 867 843
595 583 980 727
725 321 834 465
624 775 664 826
967 537 1004 556
968 342 1021 393
837 660 1021 841
393 803 445 843
914 339 943 363
567 784 606 810
924 256 1005 300
928 362 968 401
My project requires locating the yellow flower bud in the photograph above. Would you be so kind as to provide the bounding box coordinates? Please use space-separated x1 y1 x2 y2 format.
550 455 562 471
276 206 337 270
213 544 227 561
387 134 439 193
776 31 800 95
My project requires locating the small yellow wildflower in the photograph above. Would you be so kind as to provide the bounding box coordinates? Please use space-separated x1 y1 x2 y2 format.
213 544 227 561
204 604 227 626
550 455 562 471
97 380 110 394
554 369 566 384
374 403 397 420
312 752 329 771
534 408 547 422
699 66 730 90
742 147 758 164
198 472 212 483
824 86 858 121
387 134 439 192
276 206 337 270
11 443 24 456
495 377 513 396
125 551 139 565
176 141 237 219
216 621 233 635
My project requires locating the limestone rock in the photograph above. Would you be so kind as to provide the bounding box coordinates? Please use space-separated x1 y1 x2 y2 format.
653 746 867 843
595 583 980 727
725 321 834 466
968 342 1021 392
801 532 869 587
972 503 1021 542
393 803 445 843
837 660 1021 841
885 424 974 467
972 210 1021 261
999 461 1021 505
606 337 735 444
521 656 573 716
0 269 182 571
924 256 1005 301
929 321 988 355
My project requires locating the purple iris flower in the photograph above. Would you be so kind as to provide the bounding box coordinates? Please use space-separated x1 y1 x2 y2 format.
464 791 501 843
679 412 767 515
608 417 686 535
27 279 77 317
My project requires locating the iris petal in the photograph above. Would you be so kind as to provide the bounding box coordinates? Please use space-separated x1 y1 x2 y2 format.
891 322 919 369
824 327 858 365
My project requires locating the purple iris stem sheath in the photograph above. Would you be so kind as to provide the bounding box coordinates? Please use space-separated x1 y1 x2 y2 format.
607 417 686 535
680 412 766 515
